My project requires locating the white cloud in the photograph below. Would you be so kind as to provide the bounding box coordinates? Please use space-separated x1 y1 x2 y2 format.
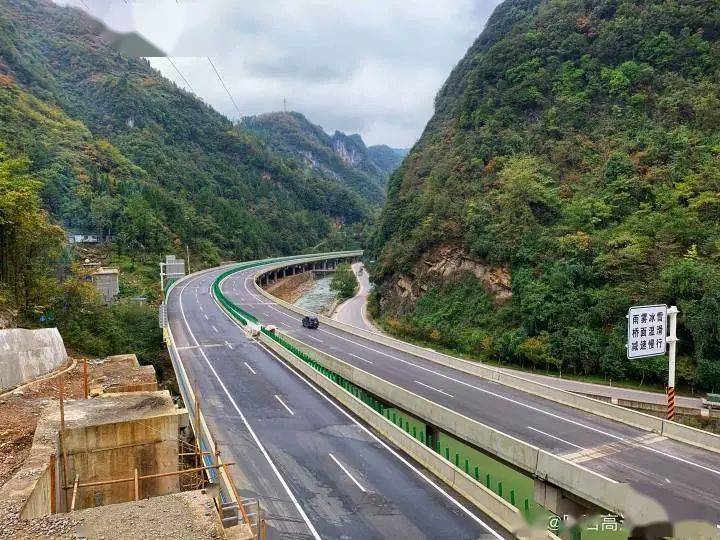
60 0 501 147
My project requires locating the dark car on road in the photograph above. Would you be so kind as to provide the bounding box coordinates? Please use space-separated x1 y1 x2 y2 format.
302 316 319 329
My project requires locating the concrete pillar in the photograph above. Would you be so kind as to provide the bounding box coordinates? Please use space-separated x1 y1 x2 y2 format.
426 424 441 451
534 480 587 518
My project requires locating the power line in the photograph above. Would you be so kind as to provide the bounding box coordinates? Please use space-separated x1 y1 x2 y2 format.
206 56 242 119
167 57 196 95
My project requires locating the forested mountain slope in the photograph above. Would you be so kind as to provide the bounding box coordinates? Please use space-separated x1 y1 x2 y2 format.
366 145 407 177
371 0 720 389
0 0 370 264
242 111 402 204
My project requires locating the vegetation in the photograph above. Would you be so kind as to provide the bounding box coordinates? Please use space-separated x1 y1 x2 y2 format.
0 149 164 373
330 263 358 300
371 0 720 391
0 0 373 268
243 112 396 206
0 0 400 372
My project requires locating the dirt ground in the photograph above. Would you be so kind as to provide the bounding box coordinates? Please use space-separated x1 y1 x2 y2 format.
0 358 87 489
263 272 314 303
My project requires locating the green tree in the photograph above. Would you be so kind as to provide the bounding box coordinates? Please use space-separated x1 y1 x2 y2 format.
330 263 357 300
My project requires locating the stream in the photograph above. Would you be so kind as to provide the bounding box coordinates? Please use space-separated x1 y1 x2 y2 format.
294 275 337 314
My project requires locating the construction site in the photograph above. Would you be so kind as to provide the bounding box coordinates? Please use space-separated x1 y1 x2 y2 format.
0 328 258 539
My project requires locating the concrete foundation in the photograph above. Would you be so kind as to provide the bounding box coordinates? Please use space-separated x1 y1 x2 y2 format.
63 394 181 510
0 328 67 392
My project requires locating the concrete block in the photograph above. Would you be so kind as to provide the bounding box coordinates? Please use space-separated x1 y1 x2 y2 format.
0 328 67 392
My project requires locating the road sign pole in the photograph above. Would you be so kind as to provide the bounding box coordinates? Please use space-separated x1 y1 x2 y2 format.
666 305 679 421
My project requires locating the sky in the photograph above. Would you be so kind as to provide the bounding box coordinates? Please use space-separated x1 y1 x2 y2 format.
59 0 501 148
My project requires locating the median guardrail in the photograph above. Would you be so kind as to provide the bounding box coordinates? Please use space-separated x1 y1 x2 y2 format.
251 260 720 455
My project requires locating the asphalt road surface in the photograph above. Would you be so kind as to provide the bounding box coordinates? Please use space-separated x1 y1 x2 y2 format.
167 267 508 539
220 261 720 530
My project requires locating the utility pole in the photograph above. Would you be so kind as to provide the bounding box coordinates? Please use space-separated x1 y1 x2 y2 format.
666 305 679 421
186 244 191 275
283 97 287 113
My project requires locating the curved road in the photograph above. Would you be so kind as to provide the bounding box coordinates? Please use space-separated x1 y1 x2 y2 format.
166 265 507 539
333 263 376 330
219 259 720 531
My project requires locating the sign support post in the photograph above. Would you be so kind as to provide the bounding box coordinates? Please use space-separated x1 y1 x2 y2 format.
666 305 679 421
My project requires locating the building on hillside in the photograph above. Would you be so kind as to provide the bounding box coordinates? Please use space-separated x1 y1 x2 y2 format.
90 267 120 304
67 231 115 244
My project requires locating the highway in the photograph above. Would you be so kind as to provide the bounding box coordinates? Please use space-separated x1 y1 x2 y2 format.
166 266 508 539
337 264 705 411
219 259 720 530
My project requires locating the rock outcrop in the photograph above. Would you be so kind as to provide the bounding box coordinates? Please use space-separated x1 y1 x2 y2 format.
380 244 511 316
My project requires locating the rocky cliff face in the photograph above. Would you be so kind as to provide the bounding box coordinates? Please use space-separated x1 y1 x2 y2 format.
378 244 511 316
242 112 401 206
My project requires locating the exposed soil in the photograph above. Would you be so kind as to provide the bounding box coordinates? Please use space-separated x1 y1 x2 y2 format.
0 358 85 489
0 355 158 490
263 272 314 303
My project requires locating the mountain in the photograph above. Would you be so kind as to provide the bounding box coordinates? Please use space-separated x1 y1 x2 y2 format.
367 145 407 177
0 0 372 264
242 111 401 205
370 0 720 390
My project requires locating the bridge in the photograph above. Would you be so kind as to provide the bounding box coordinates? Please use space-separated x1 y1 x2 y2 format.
165 251 720 539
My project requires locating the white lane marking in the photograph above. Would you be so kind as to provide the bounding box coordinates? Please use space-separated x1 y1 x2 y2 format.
199 304 204 311
275 395 295 416
642 445 720 477
319 327 720 477
415 380 454 398
256 341 503 538
225 341 234 350
177 277 321 540
223 266 720 477
212 325 219 333
329 453 366 493
347 353 373 364
268 304 300 321
243 276 261 300
204 314 209 320
244 362 256 375
528 426 585 450
306 334 323 344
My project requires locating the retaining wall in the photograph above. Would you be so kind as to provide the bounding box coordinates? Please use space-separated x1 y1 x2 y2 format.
0 328 67 392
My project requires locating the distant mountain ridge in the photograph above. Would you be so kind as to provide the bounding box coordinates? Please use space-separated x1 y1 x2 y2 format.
242 112 405 204
0 0 376 263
